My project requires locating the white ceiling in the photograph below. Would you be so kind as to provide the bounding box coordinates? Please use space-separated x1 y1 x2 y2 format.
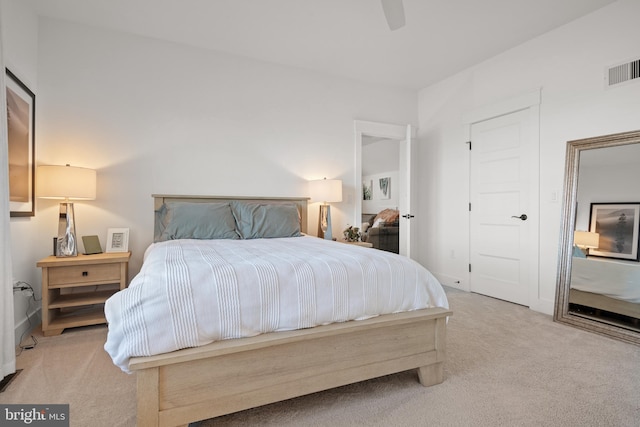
25 0 617 90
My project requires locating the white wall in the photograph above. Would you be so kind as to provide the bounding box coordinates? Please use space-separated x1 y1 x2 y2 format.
417 0 640 314
1 0 40 343
6 14 417 339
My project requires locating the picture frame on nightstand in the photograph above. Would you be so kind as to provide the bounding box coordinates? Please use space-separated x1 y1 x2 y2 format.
82 235 103 254
106 228 130 252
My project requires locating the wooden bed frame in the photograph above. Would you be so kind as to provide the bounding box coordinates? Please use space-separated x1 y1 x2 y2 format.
127 195 452 427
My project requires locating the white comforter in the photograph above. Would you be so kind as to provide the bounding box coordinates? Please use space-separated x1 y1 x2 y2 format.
104 236 448 372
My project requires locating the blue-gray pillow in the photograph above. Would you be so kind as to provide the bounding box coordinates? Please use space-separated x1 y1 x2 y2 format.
159 202 240 241
231 201 301 239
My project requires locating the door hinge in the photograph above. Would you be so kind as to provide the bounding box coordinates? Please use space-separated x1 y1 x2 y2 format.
469 264 472 273
469 203 471 211
466 140 471 150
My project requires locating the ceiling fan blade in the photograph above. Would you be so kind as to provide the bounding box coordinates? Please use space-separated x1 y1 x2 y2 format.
381 0 405 31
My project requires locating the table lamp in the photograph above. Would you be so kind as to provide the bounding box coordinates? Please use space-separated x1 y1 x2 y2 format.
37 164 96 257
309 178 342 240
574 230 600 256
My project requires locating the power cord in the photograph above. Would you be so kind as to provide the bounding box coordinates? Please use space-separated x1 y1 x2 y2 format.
13 281 40 355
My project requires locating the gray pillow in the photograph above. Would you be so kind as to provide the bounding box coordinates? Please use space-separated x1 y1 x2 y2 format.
231 201 301 239
572 245 587 258
159 202 240 241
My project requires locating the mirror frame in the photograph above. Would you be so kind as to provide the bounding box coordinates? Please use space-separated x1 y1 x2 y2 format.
554 129 640 345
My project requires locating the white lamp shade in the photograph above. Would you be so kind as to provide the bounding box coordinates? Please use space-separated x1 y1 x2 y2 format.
309 178 342 203
37 165 97 200
574 230 600 249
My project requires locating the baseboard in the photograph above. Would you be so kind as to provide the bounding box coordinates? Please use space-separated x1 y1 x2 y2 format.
14 307 41 346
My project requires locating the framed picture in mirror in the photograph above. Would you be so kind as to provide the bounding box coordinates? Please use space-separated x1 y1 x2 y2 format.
588 202 640 261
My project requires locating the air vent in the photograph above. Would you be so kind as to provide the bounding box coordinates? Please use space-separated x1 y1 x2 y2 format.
606 57 640 88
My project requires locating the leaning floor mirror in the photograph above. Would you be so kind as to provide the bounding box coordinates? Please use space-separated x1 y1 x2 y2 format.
555 129 640 345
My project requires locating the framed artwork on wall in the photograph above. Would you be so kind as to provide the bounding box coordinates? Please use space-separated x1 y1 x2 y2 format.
6 68 36 217
363 180 372 200
379 177 390 200
589 202 640 261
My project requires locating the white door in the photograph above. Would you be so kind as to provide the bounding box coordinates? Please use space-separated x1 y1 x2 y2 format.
469 109 532 306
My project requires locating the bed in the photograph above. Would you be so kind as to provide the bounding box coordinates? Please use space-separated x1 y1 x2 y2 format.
104 195 451 427
570 256 640 319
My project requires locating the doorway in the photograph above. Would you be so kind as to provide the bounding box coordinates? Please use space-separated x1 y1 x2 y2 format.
354 120 415 258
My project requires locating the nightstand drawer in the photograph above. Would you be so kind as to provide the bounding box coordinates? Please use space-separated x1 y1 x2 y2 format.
48 263 122 286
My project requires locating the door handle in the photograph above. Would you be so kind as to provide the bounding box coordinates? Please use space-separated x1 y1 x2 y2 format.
402 214 415 219
511 214 528 221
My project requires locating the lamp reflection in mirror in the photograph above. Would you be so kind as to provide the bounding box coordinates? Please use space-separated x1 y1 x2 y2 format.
574 230 600 256
309 178 342 240
37 164 96 257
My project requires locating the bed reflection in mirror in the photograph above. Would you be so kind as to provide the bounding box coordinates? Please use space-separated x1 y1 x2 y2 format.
555 130 640 345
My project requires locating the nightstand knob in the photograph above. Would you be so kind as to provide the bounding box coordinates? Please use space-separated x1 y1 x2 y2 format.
82 271 88 276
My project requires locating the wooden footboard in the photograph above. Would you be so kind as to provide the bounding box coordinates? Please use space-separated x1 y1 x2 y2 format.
129 307 451 427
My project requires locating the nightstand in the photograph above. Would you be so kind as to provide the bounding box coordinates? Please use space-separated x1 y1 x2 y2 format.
37 252 131 336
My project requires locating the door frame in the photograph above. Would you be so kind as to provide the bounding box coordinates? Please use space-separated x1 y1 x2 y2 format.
462 89 541 309
354 120 416 257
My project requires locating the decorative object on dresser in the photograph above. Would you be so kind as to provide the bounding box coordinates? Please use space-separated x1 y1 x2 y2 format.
37 251 130 336
36 164 96 257
309 177 343 240
343 225 362 242
6 68 36 217
104 195 450 427
106 228 130 252
342 225 372 247
81 235 103 255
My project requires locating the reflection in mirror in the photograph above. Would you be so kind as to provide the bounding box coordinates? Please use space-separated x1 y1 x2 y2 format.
361 135 403 254
555 130 640 345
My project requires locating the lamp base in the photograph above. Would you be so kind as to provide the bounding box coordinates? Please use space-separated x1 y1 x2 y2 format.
57 202 78 257
318 204 333 240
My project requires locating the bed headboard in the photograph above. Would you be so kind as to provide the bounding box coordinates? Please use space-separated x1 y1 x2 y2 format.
152 194 309 241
